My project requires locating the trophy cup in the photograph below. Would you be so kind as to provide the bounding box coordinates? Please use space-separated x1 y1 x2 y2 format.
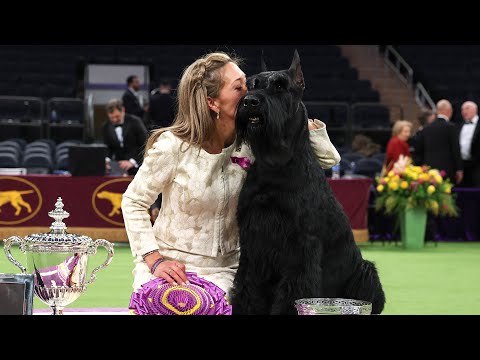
3 197 114 315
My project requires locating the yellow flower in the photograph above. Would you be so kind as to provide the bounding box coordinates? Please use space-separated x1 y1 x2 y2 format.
434 175 443 184
389 182 399 191
400 181 409 189
444 186 451 194
388 170 395 178
427 185 436 194
430 200 439 215
377 184 384 193
412 166 423 173
420 173 430 181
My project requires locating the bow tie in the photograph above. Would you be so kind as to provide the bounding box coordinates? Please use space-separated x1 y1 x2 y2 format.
114 124 123 128
465 120 474 125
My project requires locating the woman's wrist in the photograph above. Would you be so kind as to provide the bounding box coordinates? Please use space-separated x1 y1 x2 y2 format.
142 250 163 267
150 257 166 275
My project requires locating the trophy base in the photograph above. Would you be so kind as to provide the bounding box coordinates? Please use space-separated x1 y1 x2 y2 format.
35 285 86 315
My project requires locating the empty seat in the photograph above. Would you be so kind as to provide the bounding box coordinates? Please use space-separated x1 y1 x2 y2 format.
342 152 365 163
354 158 384 178
22 154 53 171
0 154 20 167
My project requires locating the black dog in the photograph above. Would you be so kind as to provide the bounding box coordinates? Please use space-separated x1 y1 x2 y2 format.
230 51 385 315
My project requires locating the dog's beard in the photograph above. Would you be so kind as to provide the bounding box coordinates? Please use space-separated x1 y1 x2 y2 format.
236 102 305 167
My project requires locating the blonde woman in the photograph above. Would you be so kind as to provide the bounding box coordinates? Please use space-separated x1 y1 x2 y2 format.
384 120 412 173
121 52 340 295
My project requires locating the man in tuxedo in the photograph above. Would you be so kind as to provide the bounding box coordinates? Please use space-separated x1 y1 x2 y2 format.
103 98 148 176
148 79 176 130
456 101 480 241
122 75 147 120
459 101 480 187
415 99 463 185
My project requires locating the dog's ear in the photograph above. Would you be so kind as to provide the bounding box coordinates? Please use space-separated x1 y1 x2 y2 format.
261 49 268 72
289 49 305 90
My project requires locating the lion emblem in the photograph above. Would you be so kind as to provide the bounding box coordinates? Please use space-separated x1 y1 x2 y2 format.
96 191 123 217
0 190 34 216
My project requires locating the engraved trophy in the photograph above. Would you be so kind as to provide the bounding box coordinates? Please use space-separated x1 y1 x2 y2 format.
3 197 114 315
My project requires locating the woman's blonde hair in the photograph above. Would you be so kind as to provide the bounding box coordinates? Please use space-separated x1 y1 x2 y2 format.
392 120 412 136
144 52 241 158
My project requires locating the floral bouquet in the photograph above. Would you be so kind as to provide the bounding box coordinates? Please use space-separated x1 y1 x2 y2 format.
129 272 232 315
375 156 458 217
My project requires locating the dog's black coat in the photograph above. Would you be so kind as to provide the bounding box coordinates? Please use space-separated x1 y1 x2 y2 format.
230 51 385 315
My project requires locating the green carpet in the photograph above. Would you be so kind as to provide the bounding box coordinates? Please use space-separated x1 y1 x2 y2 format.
2 242 480 314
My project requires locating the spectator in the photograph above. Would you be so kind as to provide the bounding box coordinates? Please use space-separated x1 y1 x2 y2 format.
148 79 176 130
122 75 147 120
384 120 412 173
415 99 463 184
351 134 381 158
102 98 148 176
459 101 480 187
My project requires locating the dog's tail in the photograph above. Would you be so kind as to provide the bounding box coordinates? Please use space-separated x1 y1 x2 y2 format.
343 260 386 314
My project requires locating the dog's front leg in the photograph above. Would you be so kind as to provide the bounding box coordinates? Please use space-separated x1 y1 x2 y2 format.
270 266 323 315
231 252 274 315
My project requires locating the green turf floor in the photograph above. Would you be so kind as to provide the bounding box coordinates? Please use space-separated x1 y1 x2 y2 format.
1 242 480 314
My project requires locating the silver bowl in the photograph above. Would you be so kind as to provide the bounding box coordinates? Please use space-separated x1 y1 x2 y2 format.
295 298 372 315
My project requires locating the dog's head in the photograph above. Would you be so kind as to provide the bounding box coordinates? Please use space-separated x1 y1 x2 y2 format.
236 50 309 167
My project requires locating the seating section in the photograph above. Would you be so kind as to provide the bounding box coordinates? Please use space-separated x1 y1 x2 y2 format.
0 45 393 177
0 139 83 174
396 45 480 122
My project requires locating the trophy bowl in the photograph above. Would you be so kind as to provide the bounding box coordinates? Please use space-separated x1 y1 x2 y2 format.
295 298 372 315
3 197 114 315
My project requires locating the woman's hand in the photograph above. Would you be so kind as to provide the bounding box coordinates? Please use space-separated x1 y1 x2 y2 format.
152 259 188 286
308 118 322 131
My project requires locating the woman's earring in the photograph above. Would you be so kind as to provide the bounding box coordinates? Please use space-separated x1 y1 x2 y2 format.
217 111 220 120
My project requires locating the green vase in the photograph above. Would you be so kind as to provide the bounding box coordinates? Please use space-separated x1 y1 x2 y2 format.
399 207 427 250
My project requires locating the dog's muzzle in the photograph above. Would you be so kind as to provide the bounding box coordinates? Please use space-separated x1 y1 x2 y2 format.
240 95 261 125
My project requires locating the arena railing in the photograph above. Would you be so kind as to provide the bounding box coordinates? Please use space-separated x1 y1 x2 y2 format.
383 45 436 112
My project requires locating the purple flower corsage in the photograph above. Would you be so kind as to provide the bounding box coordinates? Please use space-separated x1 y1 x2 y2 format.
231 156 251 170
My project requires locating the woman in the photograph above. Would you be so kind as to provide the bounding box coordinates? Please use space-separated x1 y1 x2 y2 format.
121 52 341 295
385 120 412 172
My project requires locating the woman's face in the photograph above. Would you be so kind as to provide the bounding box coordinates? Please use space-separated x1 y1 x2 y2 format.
213 62 247 122
398 126 411 141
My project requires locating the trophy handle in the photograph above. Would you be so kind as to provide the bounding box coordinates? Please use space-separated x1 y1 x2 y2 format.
86 239 114 284
3 236 27 274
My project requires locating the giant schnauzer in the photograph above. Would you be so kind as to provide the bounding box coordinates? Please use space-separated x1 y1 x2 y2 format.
230 50 386 315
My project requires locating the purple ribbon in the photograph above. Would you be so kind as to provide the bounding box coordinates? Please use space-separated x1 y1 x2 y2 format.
129 272 232 315
231 156 251 170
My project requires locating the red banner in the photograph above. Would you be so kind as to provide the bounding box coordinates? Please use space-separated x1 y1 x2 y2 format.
0 175 132 228
0 175 372 242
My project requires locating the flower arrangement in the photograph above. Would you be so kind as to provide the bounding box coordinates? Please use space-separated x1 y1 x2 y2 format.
375 156 458 217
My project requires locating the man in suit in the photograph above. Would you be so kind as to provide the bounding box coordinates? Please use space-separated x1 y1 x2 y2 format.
103 98 148 176
122 75 147 120
458 101 480 241
148 79 176 130
459 101 480 187
415 99 463 185
410 109 436 165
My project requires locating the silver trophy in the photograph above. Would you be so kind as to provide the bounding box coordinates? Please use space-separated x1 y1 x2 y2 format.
3 197 114 315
